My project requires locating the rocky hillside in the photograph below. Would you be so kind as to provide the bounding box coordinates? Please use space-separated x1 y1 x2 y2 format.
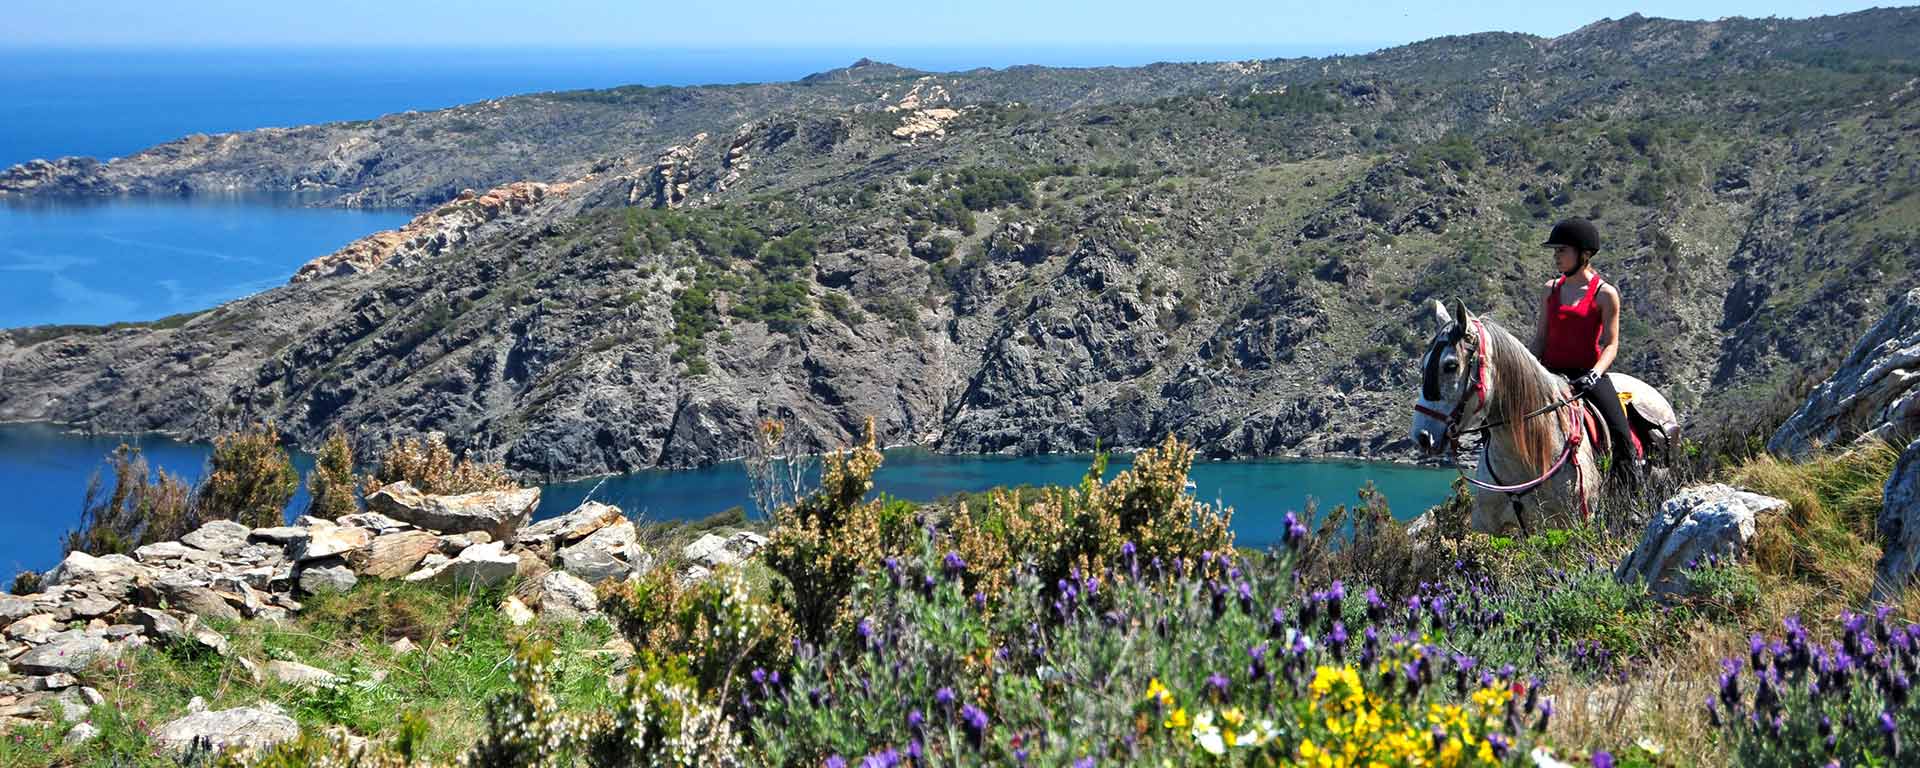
2 9 1918 478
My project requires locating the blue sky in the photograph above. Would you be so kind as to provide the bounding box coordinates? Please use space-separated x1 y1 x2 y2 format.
3 1 1902 49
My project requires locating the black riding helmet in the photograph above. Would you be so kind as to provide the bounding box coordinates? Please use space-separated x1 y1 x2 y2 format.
1542 218 1601 276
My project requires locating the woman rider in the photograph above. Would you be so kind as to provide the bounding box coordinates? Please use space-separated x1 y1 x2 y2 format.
1529 218 1642 490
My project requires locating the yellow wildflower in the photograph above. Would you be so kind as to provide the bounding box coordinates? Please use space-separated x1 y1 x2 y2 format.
1164 707 1189 730
1144 678 1173 707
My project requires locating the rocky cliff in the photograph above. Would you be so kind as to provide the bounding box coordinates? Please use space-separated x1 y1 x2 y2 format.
1 9 1918 478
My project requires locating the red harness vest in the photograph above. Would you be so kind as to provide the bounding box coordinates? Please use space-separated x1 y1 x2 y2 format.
1542 273 1606 371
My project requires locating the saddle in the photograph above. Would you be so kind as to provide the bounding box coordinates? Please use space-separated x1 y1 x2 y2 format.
1573 374 1682 465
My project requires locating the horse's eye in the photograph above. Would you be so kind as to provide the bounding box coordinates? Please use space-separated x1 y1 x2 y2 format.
1442 360 1459 374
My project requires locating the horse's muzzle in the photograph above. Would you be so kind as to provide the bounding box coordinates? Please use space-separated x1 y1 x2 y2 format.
1415 429 1438 455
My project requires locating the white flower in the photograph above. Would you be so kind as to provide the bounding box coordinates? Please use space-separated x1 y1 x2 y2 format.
1528 747 1575 768
1191 710 1225 755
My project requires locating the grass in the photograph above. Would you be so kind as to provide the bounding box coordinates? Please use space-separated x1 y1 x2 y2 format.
0 579 618 767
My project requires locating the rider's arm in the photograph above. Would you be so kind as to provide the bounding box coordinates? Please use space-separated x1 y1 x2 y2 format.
1529 281 1552 357
1593 284 1621 376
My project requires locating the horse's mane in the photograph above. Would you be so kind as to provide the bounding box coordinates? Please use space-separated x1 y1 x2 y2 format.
1480 319 1562 474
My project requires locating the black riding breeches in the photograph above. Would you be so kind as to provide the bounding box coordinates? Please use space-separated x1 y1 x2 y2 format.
1550 368 1636 470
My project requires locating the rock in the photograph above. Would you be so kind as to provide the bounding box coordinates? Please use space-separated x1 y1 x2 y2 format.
151 575 243 623
188 696 208 714
44 552 150 594
63 596 120 620
291 525 371 562
265 660 340 689
350 530 441 579
682 531 769 568
182 520 254 555
405 542 517 587
297 560 358 594
0 595 45 622
131 607 189 641
295 515 337 529
14 633 112 675
237 656 263 684
30 673 76 691
135 541 220 564
501 596 535 626
77 686 105 707
1772 287 1920 458
5 614 61 640
390 637 416 654
1875 437 1920 600
556 519 646 584
441 542 521 588
338 511 413 533
64 721 100 747
153 702 299 759
1616 484 1785 596
365 481 539 541
437 531 493 555
537 571 599 623
192 627 230 656
248 526 309 546
519 502 624 547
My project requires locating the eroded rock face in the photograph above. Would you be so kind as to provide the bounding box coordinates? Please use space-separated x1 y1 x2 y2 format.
292 181 570 282
365 482 538 540
1617 483 1785 596
1771 288 1920 458
1874 437 1920 601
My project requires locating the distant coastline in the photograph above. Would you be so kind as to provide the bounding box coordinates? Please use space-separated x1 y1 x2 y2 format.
0 43 1387 168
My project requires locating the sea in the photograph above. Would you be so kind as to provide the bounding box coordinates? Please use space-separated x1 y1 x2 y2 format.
0 43 1444 583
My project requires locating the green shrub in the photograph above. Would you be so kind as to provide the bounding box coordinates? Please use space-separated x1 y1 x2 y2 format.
305 426 357 519
65 444 196 556
363 433 515 496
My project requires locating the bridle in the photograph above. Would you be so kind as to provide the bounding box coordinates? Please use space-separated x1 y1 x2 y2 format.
1412 316 1593 532
1412 317 1492 449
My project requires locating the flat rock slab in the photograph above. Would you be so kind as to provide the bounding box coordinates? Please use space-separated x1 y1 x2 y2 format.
153 703 299 759
519 502 624 547
366 481 538 541
297 560 358 595
351 530 441 579
291 526 371 562
15 633 112 675
181 520 253 555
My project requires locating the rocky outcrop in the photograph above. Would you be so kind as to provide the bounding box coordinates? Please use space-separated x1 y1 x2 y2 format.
0 158 114 196
1771 288 1920 458
1617 483 1785 596
291 181 570 282
365 482 538 541
1874 437 1920 601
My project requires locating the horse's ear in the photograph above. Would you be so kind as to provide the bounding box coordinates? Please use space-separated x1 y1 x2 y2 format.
1427 299 1452 331
1449 297 1472 326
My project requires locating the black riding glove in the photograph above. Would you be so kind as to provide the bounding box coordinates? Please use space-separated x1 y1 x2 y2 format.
1572 371 1602 393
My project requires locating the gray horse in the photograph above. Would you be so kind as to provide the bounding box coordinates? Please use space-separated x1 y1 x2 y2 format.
1410 299 1678 534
